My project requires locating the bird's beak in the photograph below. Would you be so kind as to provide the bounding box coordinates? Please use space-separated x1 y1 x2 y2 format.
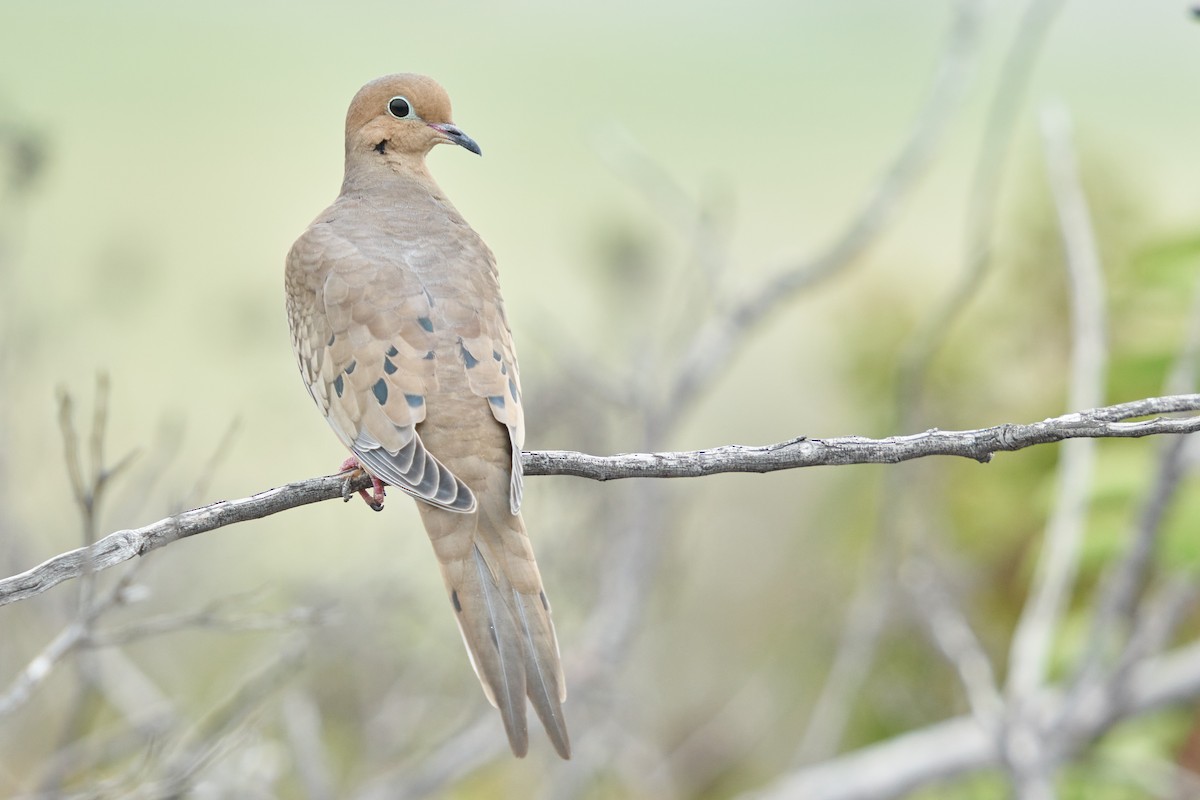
429 123 482 156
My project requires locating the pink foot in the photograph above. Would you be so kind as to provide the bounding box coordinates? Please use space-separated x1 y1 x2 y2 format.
339 456 386 512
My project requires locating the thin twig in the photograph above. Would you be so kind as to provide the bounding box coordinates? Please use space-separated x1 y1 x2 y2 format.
84 604 331 648
794 563 892 763
667 0 987 414
0 572 138 719
353 716 503 800
896 0 1069 407
127 640 306 799
900 556 1002 726
1076 435 1190 679
177 417 241 512
1071 275 1200 693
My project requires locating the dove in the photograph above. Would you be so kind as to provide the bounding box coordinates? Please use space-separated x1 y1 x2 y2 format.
285 74 570 759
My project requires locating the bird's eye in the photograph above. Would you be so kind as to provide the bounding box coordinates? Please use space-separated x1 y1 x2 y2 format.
387 96 415 119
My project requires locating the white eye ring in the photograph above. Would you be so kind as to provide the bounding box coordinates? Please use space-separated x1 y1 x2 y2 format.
387 96 416 119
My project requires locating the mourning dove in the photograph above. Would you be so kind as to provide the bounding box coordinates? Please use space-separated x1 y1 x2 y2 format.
285 74 570 759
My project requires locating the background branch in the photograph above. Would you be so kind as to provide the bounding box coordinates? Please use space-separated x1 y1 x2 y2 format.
797 0 1069 764
745 639 1200 800
1002 102 1109 797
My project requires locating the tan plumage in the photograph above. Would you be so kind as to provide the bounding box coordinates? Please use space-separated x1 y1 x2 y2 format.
285 74 568 758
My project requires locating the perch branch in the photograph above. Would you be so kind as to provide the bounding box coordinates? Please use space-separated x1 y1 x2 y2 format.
1 394 1197 609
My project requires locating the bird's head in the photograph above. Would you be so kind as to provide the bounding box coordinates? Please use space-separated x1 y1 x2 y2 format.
344 73 481 165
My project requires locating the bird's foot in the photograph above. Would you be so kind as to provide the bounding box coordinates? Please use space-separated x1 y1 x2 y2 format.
339 456 386 512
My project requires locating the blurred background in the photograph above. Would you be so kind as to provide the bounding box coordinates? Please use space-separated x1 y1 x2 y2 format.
2 0 1199 797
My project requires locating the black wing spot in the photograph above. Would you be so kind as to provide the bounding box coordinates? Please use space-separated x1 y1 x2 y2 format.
383 358 397 375
345 359 356 375
488 395 505 409
492 349 502 361
417 316 434 332
333 375 345 398
386 345 399 357
509 378 519 401
540 591 550 611
459 341 479 368
374 140 387 154
372 378 388 405
451 590 462 612
423 350 435 360
327 333 336 347
404 393 424 408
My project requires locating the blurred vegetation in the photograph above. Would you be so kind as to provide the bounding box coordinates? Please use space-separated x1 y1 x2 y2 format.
2 2 1200 799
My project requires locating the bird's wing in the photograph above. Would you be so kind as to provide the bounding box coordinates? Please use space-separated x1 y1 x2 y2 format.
448 245 526 514
286 223 476 513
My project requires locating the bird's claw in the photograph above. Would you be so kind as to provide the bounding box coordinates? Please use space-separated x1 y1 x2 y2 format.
339 456 386 511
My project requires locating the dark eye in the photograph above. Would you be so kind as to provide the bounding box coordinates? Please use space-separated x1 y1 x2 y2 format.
387 96 414 119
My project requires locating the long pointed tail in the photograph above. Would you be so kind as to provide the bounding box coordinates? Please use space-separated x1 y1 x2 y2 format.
418 501 570 758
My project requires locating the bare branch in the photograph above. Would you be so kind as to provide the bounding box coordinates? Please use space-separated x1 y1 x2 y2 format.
84 602 331 648
803 0 1069 775
56 389 88 514
126 640 306 799
1076 434 1192 679
529 395 1200 481
0 473 366 609
900 558 1002 726
1002 101 1109 798
1 394 1198 610
1073 275 1200 688
0 624 83 720
177 417 241 512
1007 104 1108 678
794 566 892 763
354 716 503 800
0 572 138 719
667 0 987 413
743 639 1200 800
282 689 336 800
897 0 1069 404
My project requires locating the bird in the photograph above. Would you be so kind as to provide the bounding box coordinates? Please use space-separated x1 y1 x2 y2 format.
284 74 570 759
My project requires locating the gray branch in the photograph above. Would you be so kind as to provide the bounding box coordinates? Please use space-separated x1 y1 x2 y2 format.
527 395 1200 480
742 638 1200 800
0 475 357 609
1 393 1197 610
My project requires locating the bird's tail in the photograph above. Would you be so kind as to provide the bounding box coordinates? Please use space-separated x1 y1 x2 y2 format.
418 499 570 759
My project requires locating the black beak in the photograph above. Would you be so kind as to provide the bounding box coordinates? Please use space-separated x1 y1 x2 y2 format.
430 123 482 156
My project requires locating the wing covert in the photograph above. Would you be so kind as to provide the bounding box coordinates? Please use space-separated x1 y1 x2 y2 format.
289 224 476 513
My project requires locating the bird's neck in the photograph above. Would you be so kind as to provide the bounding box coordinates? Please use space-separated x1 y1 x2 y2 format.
340 151 442 199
